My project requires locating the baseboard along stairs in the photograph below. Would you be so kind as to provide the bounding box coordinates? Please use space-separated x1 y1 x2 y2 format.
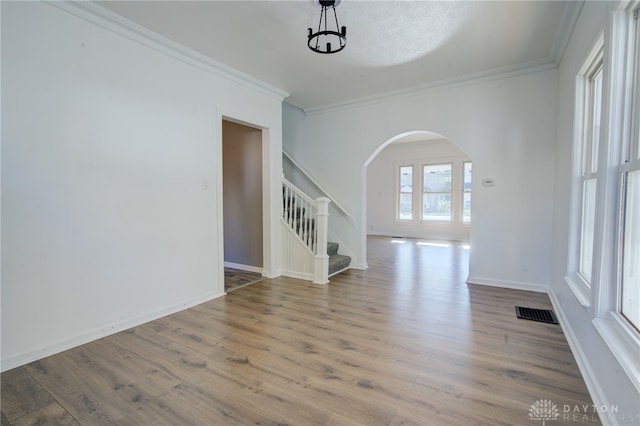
282 178 351 282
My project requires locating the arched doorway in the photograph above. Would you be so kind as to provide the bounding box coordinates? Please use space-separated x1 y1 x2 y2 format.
362 131 473 269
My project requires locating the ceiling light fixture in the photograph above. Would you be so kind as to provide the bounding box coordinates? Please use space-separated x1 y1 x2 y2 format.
307 0 347 54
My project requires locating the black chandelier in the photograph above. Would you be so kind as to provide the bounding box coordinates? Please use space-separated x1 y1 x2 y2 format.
307 0 347 54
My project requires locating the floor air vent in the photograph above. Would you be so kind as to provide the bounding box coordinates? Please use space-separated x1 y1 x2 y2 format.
515 306 558 324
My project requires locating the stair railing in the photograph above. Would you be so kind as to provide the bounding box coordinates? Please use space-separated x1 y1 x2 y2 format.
282 177 330 284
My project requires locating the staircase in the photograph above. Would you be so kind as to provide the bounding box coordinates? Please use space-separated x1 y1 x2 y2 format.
281 178 351 283
327 242 351 276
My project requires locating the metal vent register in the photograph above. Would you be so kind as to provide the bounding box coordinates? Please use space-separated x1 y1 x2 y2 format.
515 306 558 324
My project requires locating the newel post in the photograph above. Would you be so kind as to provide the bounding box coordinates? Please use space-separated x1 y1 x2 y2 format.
313 197 330 284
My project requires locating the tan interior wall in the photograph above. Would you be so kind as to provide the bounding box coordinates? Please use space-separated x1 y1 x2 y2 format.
222 120 263 268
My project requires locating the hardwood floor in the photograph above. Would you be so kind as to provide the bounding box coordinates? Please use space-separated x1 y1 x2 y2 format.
1 236 599 425
224 268 263 292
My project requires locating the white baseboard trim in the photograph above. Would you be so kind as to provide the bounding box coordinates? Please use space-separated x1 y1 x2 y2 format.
350 262 369 270
280 269 314 282
264 268 281 279
548 290 615 426
466 276 548 293
328 266 350 278
223 262 263 274
366 232 470 243
1 290 224 372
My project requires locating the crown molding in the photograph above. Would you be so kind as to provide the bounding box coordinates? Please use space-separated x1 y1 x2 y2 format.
550 1 585 65
45 1 289 102
303 58 558 116
303 1 585 116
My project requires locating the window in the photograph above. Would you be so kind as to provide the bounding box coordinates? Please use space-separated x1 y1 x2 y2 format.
579 53 604 285
621 169 640 330
585 4 640 392
395 158 469 226
422 164 452 222
398 165 413 220
579 177 597 282
463 162 472 223
619 9 640 332
566 37 604 305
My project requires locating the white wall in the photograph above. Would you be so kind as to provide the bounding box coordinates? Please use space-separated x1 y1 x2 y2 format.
550 1 639 421
1 2 284 370
283 68 558 291
367 138 471 241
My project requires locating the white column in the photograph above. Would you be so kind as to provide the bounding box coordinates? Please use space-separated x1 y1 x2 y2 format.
313 197 330 284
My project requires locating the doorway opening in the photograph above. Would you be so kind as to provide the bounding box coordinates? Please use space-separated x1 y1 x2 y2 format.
222 119 264 292
362 130 473 274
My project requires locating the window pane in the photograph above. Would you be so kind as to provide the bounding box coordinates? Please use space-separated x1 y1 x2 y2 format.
423 194 451 221
579 178 597 283
621 170 640 330
463 162 472 223
423 164 451 221
423 164 451 193
589 67 603 172
399 166 413 220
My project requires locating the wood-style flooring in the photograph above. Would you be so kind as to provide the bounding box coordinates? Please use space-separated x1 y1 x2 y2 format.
1 236 599 425
224 268 263 293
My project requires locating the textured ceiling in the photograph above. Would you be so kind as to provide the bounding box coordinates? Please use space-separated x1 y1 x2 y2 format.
96 1 578 112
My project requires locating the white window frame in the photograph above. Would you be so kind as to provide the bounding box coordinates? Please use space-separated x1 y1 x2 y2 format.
617 7 640 334
565 34 604 307
395 157 470 227
591 1 640 394
397 164 414 222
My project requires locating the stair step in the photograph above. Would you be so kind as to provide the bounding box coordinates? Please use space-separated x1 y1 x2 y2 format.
329 254 351 276
327 242 339 256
